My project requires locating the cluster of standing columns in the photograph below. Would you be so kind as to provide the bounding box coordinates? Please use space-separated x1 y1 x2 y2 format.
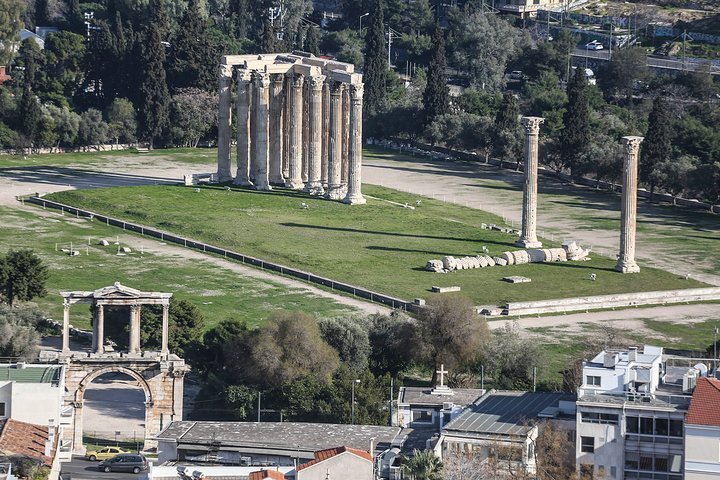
514 120 643 274
217 54 366 205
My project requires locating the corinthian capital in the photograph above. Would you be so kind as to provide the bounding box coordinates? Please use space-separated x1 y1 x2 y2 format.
349 83 364 101
330 81 345 95
622 136 644 157
291 73 305 89
252 71 270 88
308 74 326 91
521 116 544 135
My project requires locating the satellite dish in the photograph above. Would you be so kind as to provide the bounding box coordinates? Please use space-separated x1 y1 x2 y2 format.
694 363 708 377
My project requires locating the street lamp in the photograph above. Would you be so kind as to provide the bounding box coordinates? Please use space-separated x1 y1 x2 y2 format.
359 12 369 32
351 379 361 425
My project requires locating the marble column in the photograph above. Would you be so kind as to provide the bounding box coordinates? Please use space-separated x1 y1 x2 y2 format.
282 75 291 181
286 73 305 189
302 83 310 184
129 304 141 354
344 84 366 205
234 71 253 186
252 72 272 190
305 74 326 194
96 304 105 354
321 82 330 186
341 87 350 188
62 301 70 353
326 82 345 200
161 303 169 356
516 116 544 249
269 74 285 185
216 65 233 183
615 136 644 274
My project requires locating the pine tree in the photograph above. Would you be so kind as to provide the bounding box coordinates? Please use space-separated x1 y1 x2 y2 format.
138 21 170 148
305 25 320 56
148 0 170 38
559 68 590 177
168 0 215 90
34 0 50 26
422 23 448 126
640 96 671 197
363 0 387 115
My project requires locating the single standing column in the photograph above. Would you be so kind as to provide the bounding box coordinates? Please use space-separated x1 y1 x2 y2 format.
321 81 330 186
252 72 272 190
216 65 233 183
344 83 366 205
269 74 285 185
129 304 141 354
96 304 105 354
234 70 253 187
616 136 644 273
326 82 345 200
161 303 169 356
516 116 545 249
286 73 305 189
305 75 326 194
62 301 70 353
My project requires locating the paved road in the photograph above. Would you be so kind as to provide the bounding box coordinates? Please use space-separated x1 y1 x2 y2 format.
60 456 146 480
571 47 720 75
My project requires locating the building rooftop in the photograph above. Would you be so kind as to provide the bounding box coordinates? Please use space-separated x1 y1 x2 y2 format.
443 391 575 439
249 470 286 480
0 365 62 385
156 421 401 456
398 387 483 407
686 377 720 427
297 446 372 471
0 419 56 466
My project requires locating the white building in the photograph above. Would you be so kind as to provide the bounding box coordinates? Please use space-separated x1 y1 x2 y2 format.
576 346 692 480
685 377 720 479
395 386 483 431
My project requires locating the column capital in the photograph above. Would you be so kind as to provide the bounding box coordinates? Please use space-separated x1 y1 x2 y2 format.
622 136 644 156
291 73 305 88
349 83 364 101
252 71 270 88
308 74 326 91
236 69 252 82
330 81 345 95
218 64 233 79
521 116 544 135
63 301 70 310
270 73 285 86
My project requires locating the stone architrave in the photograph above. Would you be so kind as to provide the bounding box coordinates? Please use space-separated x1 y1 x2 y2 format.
234 70 253 186
251 72 272 190
343 84 366 205
269 74 285 185
326 81 345 200
286 73 305 189
516 116 545 249
615 136 644 273
216 65 233 183
305 74 326 194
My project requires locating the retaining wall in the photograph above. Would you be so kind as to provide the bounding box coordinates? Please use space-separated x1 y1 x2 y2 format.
24 196 416 313
504 287 720 316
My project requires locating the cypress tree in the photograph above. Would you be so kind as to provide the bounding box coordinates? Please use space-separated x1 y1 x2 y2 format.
35 0 50 26
640 96 671 197
148 0 170 38
260 17 278 53
138 21 170 148
559 68 590 177
493 92 522 166
305 25 320 56
363 0 387 115
422 23 449 126
168 0 214 90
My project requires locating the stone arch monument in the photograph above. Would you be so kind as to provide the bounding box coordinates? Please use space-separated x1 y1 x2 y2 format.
47 283 188 453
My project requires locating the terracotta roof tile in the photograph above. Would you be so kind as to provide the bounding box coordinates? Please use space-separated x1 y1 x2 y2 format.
687 377 720 427
0 419 57 466
248 470 286 480
297 445 372 471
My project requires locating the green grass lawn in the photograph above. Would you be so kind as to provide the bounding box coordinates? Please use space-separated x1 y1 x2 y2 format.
0 148 216 169
0 206 355 331
45 184 706 306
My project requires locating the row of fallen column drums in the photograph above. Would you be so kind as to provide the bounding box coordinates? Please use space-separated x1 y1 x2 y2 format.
442 248 569 271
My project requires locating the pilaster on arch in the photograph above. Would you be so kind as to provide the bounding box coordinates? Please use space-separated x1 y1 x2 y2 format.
74 366 152 405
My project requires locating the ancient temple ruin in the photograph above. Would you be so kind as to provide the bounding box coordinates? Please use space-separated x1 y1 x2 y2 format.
216 52 366 205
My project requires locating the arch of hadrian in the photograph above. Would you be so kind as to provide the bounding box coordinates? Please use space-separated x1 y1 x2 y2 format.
41 283 187 453
216 52 366 204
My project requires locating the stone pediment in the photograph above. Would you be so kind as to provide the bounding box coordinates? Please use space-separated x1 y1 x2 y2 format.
92 282 143 299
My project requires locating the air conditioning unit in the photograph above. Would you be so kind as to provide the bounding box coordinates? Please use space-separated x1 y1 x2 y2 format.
443 402 454 410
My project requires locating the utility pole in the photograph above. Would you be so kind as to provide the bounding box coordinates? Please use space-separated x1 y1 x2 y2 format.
257 391 261 423
714 326 718 376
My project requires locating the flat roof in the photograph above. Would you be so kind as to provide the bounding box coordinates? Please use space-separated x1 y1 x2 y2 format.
0 365 62 384
156 421 401 455
399 387 483 407
443 391 574 438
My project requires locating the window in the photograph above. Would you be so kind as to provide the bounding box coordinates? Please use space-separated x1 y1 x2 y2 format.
626 416 638 433
669 419 683 437
582 412 618 424
610 466 617 478
639 455 653 470
414 410 432 423
640 417 654 435
655 418 669 436
625 452 639 469
655 455 668 472
586 375 601 387
527 442 534 461
580 436 595 453
0 403 5 417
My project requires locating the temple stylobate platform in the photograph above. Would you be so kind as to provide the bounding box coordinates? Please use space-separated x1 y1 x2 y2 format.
217 52 366 205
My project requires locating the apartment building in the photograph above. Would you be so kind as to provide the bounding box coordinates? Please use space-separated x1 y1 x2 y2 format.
684 377 720 479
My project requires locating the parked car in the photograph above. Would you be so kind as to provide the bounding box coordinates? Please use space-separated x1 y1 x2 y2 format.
509 70 524 80
586 41 604 50
98 453 148 474
86 446 129 461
